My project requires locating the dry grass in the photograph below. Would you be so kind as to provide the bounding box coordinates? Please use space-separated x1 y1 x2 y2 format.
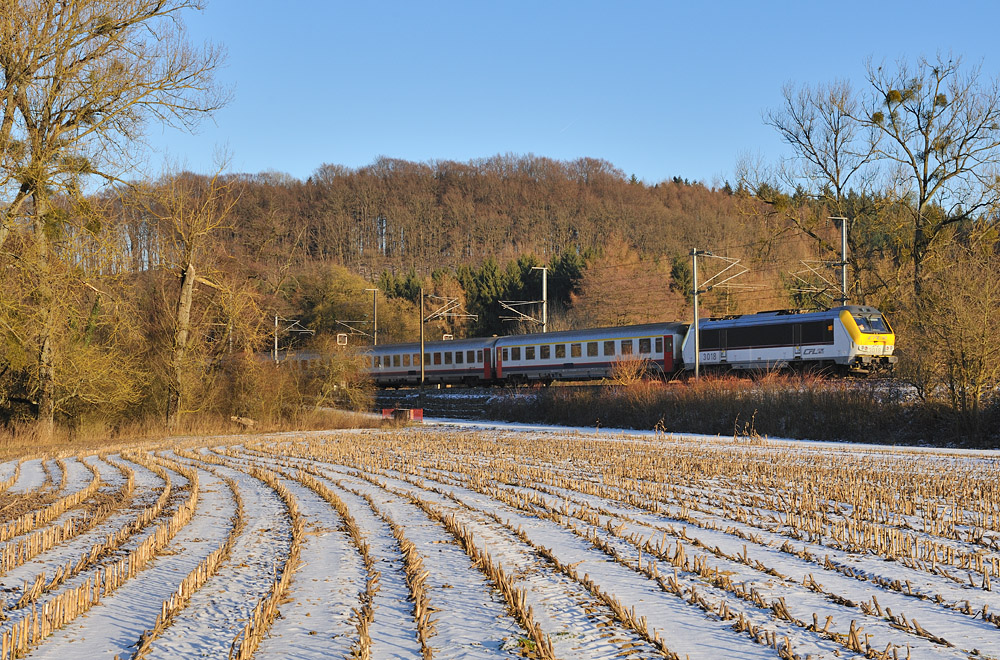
484 373 994 446
609 355 653 387
0 409 385 462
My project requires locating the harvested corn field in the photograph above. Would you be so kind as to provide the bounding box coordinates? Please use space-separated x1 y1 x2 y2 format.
1 427 999 659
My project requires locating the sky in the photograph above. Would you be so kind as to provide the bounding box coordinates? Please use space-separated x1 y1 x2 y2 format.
144 0 1000 187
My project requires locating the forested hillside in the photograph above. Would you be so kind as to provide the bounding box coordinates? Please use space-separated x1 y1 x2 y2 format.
195 155 826 336
227 156 742 274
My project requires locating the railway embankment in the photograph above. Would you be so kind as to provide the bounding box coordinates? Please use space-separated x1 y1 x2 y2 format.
378 377 999 448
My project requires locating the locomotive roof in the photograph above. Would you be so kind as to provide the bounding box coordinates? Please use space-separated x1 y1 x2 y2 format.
701 305 885 326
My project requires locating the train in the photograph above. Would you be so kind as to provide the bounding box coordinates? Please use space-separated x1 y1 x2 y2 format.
349 304 896 387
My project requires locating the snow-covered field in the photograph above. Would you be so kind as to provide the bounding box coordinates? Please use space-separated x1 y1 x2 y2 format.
1 425 999 659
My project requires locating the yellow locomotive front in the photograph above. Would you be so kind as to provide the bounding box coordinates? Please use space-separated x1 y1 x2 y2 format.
839 307 896 373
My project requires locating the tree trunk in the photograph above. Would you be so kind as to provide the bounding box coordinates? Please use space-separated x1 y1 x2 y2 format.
32 193 56 439
913 219 926 301
167 260 196 429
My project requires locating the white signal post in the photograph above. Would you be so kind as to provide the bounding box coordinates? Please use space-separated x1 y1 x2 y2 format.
690 249 712 379
419 287 424 389
365 288 378 345
531 266 548 333
829 216 849 305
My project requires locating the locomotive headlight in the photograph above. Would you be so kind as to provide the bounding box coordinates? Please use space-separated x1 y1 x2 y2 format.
885 345 894 354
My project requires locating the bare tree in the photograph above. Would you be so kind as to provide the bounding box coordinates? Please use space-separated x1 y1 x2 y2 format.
0 0 226 435
138 167 239 429
861 54 1000 297
766 80 878 218
908 223 1000 431
749 81 897 303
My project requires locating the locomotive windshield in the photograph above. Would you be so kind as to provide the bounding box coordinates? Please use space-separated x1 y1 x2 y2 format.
853 314 892 334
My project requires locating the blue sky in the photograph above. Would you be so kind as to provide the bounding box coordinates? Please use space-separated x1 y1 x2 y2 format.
145 1 1000 186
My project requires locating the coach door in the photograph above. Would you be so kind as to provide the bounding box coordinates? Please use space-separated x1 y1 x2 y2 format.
483 348 493 380
792 324 802 358
663 335 674 372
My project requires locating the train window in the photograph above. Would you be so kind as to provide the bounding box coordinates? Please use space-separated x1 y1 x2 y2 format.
433 353 442 365
555 344 566 359
604 340 615 356
455 351 463 364
726 324 793 349
639 338 651 354
721 327 742 349
540 345 551 359
393 355 401 367
424 352 431 365
570 343 581 358
801 321 834 344
587 342 598 357
621 340 633 355
402 354 410 367
512 347 521 361
476 350 483 363
502 348 509 361
655 337 663 353
855 314 890 334
525 346 535 360
444 352 452 365
373 356 381 368
467 350 475 363
364 356 372 368
699 328 722 350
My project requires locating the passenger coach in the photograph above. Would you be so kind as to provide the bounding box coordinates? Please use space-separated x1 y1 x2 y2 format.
366 323 687 387
366 337 495 387
492 323 686 384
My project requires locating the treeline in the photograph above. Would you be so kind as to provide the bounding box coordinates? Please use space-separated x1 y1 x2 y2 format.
220 155 750 278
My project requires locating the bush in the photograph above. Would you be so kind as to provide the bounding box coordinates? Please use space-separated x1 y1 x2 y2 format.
484 374 998 448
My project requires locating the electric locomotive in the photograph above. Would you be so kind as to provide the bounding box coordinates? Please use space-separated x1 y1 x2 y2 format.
680 305 895 375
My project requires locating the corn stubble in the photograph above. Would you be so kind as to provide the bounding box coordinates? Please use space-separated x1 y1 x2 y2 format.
0 427 997 659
